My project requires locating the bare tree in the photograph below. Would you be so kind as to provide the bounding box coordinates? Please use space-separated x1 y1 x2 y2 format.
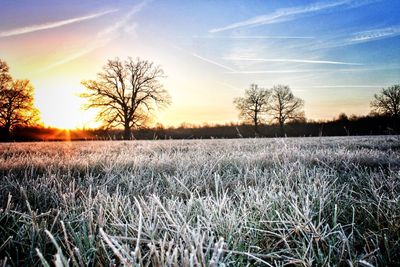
371 85 400 117
234 84 271 135
0 59 12 88
81 57 171 140
0 60 40 141
269 85 304 136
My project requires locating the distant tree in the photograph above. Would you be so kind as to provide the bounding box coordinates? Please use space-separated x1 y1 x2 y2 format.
371 85 400 117
81 57 171 140
269 85 304 136
337 113 349 122
0 59 12 87
234 84 271 135
0 60 40 141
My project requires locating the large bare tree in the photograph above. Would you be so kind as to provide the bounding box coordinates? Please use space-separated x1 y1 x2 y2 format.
370 85 400 117
0 59 40 141
234 84 271 135
81 57 170 140
269 85 304 136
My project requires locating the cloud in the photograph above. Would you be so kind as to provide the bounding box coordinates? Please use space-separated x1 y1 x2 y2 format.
217 82 243 91
347 26 400 43
311 25 400 50
42 1 149 71
225 68 384 74
227 70 318 74
41 42 109 71
209 0 375 33
308 85 385 88
191 53 236 72
164 42 237 72
193 35 314 40
224 57 363 66
0 9 118 38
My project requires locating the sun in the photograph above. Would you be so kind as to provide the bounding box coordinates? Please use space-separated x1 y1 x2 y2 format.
35 86 99 129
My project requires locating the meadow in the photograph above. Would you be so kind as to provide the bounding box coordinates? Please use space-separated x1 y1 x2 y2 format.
0 136 399 266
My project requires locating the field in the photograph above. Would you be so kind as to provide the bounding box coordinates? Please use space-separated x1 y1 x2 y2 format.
0 136 399 266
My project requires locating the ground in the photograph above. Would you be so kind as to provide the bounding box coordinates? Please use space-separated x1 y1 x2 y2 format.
0 136 399 266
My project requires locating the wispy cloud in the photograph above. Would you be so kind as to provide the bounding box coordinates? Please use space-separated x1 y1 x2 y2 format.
227 70 319 74
42 1 149 71
209 0 375 33
193 35 314 40
347 26 400 43
309 85 385 88
191 53 236 72
217 82 243 91
224 57 363 66
226 68 387 74
0 9 118 38
310 25 400 50
164 41 237 72
41 41 109 71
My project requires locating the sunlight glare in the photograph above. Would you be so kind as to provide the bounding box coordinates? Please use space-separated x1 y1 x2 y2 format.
34 80 99 129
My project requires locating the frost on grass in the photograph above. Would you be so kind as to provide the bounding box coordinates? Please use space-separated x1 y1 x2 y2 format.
0 136 399 266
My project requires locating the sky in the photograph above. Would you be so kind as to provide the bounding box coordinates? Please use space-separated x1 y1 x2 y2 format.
0 0 399 128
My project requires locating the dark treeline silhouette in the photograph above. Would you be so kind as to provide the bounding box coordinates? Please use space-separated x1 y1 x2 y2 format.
6 114 399 141
123 115 400 139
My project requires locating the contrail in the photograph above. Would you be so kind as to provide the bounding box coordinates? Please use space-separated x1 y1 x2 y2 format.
209 0 352 33
227 70 317 74
348 26 400 43
209 0 378 33
191 53 236 72
217 82 243 91
225 57 363 66
42 1 149 71
162 42 237 72
309 25 400 50
310 85 383 88
193 35 314 40
226 68 383 74
0 9 118 38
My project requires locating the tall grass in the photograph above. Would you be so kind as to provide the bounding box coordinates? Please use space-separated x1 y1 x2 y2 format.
0 136 399 266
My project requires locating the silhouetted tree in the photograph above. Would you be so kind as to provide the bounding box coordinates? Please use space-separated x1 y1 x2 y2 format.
234 84 270 135
269 85 304 136
371 85 400 117
81 57 171 140
337 113 349 122
0 59 40 141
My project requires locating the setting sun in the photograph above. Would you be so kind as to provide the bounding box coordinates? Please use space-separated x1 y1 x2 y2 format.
35 85 98 129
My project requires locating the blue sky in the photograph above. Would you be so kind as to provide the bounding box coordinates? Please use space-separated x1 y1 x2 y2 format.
0 0 399 127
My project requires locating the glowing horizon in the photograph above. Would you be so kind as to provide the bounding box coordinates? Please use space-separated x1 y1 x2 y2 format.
1 0 399 129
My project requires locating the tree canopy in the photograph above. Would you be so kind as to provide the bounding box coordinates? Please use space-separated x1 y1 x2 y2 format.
233 84 270 135
371 85 400 117
234 84 304 136
0 59 40 140
81 57 171 140
269 85 305 135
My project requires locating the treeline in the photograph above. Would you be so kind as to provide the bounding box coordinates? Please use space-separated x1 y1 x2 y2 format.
7 114 399 141
1 57 400 142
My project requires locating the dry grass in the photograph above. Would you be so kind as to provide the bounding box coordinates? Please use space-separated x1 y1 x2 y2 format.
0 136 399 266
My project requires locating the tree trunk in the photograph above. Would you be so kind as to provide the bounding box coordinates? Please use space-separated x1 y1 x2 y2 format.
279 122 284 137
1 124 11 142
123 124 131 140
254 121 259 137
254 111 259 137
